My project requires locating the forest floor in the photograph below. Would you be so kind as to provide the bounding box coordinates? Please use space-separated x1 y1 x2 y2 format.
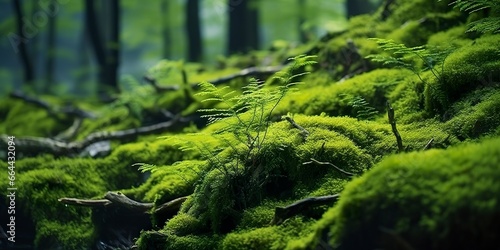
1 0 500 249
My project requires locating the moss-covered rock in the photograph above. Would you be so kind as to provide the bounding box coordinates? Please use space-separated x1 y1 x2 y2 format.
307 137 500 250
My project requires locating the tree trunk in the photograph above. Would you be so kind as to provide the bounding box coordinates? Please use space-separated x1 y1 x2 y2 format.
298 0 307 43
84 0 120 98
227 0 247 54
246 0 260 50
186 0 202 62
346 0 376 18
12 0 35 86
161 0 171 59
107 0 120 93
44 0 57 93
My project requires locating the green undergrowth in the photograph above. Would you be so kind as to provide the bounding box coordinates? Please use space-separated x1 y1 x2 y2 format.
3 0 500 248
300 136 500 250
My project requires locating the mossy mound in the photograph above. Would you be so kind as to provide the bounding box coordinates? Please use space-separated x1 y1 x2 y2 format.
307 137 500 250
425 35 500 113
0 152 144 249
2 98 72 137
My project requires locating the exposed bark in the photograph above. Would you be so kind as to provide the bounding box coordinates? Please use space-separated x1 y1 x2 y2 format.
12 0 35 85
186 0 202 62
272 194 340 225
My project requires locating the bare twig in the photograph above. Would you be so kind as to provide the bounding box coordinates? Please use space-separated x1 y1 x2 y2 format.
303 158 354 176
387 102 404 152
59 192 188 215
423 138 434 150
284 116 309 139
271 194 340 225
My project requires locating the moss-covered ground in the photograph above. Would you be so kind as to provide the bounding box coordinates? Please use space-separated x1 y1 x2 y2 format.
1 0 500 249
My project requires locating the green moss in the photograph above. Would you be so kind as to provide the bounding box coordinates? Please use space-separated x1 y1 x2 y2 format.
279 69 412 117
164 212 204 236
427 26 471 48
136 230 220 250
222 217 315 250
35 219 93 249
4 100 71 137
308 137 500 249
126 160 204 203
426 34 500 113
0 151 144 249
445 88 500 139
385 0 455 26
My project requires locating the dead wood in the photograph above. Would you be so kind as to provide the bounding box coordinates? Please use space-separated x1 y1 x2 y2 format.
284 116 309 139
0 116 180 156
59 191 188 215
387 102 404 152
303 158 354 176
271 194 340 225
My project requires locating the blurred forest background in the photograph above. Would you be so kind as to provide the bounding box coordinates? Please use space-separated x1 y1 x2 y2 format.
0 0 382 98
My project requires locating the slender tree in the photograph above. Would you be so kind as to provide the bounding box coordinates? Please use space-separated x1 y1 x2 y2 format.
227 0 260 55
44 0 57 93
161 0 171 59
246 0 260 50
12 0 35 86
346 0 378 18
108 0 120 93
84 0 120 98
186 0 202 62
297 0 307 43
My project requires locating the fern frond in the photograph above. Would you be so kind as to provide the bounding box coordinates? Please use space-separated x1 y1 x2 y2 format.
448 0 500 33
349 96 378 120
467 17 500 33
449 0 493 13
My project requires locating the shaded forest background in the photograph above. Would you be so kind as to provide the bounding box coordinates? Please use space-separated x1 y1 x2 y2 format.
0 0 381 98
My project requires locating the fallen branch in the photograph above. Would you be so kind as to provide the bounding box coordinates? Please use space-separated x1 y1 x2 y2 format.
58 197 112 207
303 158 354 176
284 116 309 139
387 102 404 152
195 65 285 87
0 116 181 156
423 138 434 150
272 194 340 225
144 65 285 92
59 192 188 215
